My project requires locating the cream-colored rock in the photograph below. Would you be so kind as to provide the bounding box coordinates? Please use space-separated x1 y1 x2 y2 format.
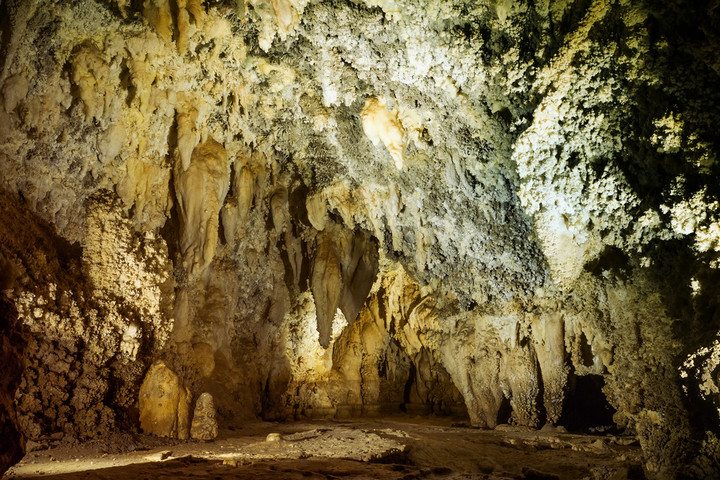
143 0 173 43
270 188 289 232
234 164 255 220
71 44 111 122
138 361 191 439
1 0 719 476
221 198 239 243
190 392 218 441
176 104 200 172
531 313 567 424
125 43 157 117
115 155 172 230
311 235 343 348
101 123 126 163
2 74 28 113
271 0 295 35
174 137 230 275
306 193 328 231
282 292 347 398
120 324 140 361
83 195 172 344
361 97 405 170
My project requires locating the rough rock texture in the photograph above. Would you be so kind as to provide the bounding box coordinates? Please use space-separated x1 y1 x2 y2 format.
139 360 191 439
10 192 174 443
0 0 719 478
0 303 24 477
190 392 219 440
0 228 27 476
232 427 408 463
5 419 648 480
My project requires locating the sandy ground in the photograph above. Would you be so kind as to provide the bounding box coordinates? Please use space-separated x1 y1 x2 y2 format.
2 417 645 480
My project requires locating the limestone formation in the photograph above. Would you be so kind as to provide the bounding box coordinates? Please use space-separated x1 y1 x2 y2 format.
139 361 191 440
0 0 719 478
311 235 342 348
360 97 405 170
175 137 230 276
0 255 25 477
190 392 219 441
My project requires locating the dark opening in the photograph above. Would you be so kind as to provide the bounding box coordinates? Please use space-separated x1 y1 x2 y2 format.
496 395 512 425
559 374 616 433
402 363 417 409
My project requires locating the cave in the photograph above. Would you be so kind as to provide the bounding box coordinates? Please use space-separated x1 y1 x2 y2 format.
1 0 720 479
559 373 616 434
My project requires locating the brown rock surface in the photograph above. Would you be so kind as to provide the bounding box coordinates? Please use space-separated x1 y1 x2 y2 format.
0 263 25 477
190 392 218 441
139 361 191 440
4 418 646 480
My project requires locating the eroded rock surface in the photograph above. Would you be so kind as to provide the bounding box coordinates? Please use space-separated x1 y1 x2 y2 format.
139 361 191 440
0 253 25 477
190 392 218 440
0 0 719 478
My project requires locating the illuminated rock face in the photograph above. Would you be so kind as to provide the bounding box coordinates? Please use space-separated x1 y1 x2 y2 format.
1 0 720 477
175 137 230 277
190 392 219 441
139 361 191 440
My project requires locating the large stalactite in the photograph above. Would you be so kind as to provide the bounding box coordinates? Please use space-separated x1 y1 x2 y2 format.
1 0 720 478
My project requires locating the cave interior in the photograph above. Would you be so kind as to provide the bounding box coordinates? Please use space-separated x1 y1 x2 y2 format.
2 0 720 479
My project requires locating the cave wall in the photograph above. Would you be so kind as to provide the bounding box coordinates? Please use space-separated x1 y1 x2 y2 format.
1 0 720 477
0 197 29 479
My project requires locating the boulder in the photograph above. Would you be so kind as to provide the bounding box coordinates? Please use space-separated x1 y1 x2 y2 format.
138 361 191 439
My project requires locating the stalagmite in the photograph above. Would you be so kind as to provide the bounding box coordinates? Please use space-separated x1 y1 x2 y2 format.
190 392 219 440
138 361 191 439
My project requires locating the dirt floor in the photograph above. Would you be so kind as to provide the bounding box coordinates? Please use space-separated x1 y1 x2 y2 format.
1 416 646 480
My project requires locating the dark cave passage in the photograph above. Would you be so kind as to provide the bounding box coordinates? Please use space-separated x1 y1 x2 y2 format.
560 374 617 434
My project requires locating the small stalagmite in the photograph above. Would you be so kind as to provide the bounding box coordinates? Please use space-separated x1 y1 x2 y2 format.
190 392 218 441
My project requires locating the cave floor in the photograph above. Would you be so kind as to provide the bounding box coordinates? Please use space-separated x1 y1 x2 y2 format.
2 417 644 480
